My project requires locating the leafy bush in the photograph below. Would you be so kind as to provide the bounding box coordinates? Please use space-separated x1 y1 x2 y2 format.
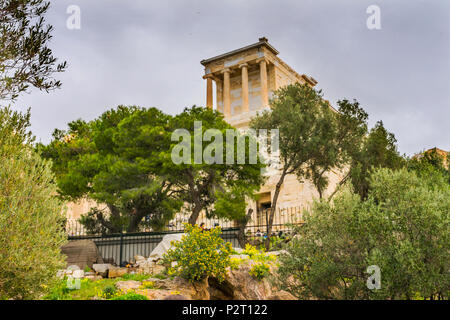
110 292 148 300
140 281 155 289
242 244 276 263
163 224 232 282
229 257 244 270
242 243 260 258
43 278 71 300
276 168 449 300
101 285 117 299
0 108 67 299
250 263 271 280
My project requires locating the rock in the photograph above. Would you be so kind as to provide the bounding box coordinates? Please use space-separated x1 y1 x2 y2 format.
72 270 84 279
93 263 112 277
134 255 146 263
115 280 142 291
208 264 295 300
108 266 129 278
84 272 95 276
137 263 165 275
67 265 81 271
163 294 189 300
268 290 297 300
148 233 185 261
61 240 104 269
137 277 209 300
232 248 244 253
144 278 170 289
136 259 152 268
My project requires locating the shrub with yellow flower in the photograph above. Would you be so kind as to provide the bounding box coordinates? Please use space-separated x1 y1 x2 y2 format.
163 224 232 282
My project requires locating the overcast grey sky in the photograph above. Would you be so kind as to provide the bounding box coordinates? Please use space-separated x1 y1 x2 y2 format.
12 0 449 156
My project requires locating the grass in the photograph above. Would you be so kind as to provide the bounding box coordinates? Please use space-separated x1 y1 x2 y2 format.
43 272 166 300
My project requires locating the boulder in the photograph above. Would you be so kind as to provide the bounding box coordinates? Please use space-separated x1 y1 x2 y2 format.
72 270 84 279
208 264 297 300
92 263 112 277
108 266 129 278
61 240 104 269
67 265 80 271
268 290 297 300
115 280 141 292
148 233 185 261
137 263 165 276
137 276 209 300
134 255 146 264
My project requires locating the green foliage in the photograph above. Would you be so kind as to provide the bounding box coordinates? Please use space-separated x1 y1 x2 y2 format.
43 278 71 300
242 244 276 263
0 107 67 299
119 273 150 282
349 121 405 199
140 280 156 289
163 224 233 282
162 106 265 225
39 106 183 233
41 105 264 232
110 292 149 300
250 83 343 246
84 266 92 273
101 285 117 299
44 276 150 300
276 168 449 300
250 263 271 280
0 0 66 100
242 243 262 259
407 148 449 188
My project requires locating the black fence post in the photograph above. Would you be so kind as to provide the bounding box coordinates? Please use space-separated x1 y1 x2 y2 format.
119 231 124 266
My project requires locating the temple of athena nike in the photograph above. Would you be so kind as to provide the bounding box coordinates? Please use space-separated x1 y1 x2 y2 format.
66 38 343 232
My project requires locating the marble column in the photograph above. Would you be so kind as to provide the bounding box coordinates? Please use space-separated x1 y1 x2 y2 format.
258 59 269 108
240 63 249 112
216 79 223 113
223 68 231 117
206 77 213 109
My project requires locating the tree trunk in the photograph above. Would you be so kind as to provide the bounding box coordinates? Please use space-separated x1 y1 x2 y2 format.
265 170 287 250
237 208 253 248
127 210 148 233
188 204 202 226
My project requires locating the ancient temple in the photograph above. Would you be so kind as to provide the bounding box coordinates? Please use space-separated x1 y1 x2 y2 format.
66 38 343 233
201 37 317 129
200 38 341 226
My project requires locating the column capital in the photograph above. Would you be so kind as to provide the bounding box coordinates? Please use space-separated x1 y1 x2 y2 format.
239 63 249 69
256 57 269 65
222 68 231 74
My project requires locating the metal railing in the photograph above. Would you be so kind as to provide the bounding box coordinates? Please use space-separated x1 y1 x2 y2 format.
68 228 241 266
65 206 306 264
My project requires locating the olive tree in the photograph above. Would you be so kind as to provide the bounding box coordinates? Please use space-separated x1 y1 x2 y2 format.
276 168 449 300
0 108 67 299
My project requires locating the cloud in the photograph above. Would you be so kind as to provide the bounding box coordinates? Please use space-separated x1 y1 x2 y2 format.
11 0 450 156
